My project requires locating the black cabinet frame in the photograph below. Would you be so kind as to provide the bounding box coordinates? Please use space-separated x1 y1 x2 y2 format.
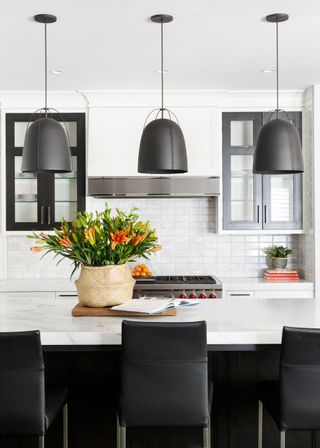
222 111 303 231
6 112 86 231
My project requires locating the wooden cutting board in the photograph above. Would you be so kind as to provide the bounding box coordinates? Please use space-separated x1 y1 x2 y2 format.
72 303 177 317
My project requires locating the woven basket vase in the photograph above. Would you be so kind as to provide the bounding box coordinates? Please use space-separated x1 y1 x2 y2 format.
75 264 136 308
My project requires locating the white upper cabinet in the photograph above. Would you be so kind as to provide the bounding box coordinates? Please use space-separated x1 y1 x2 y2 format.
87 106 220 177
88 107 147 177
175 108 220 176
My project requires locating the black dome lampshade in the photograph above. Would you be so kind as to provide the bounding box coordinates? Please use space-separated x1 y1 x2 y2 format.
22 14 72 174
138 14 188 174
253 118 303 174
138 118 187 174
253 13 304 174
22 117 72 173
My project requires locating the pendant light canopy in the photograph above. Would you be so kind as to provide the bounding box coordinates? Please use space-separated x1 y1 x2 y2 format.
138 14 188 174
22 14 72 173
253 13 303 174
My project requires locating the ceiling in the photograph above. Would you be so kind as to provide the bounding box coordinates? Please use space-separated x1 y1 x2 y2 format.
1 0 318 91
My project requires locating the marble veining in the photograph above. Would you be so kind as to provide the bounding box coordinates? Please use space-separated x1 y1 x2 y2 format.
0 295 320 345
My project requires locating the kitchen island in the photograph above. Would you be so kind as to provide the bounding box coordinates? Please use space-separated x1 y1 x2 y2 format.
0 294 318 348
1 294 319 448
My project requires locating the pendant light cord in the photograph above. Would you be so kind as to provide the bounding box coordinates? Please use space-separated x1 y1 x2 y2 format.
276 21 279 118
161 20 164 118
44 21 48 118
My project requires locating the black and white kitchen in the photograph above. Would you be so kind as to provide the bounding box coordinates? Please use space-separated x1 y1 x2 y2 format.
1 1 320 448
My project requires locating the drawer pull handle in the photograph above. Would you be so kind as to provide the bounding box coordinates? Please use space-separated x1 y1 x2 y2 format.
48 206 51 225
230 293 251 297
58 294 78 297
40 206 44 225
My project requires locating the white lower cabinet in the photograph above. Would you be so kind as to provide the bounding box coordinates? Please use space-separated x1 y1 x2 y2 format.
254 290 313 299
225 288 313 299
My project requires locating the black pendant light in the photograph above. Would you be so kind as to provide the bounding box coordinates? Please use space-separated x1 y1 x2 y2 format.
138 14 188 174
253 13 303 174
22 14 72 173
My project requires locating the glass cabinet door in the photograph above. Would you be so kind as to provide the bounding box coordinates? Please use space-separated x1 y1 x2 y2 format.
223 113 262 230
6 113 85 231
262 172 302 230
14 156 38 224
54 156 78 224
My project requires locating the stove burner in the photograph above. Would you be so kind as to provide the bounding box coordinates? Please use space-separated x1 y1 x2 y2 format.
183 276 216 285
156 276 185 284
135 275 217 285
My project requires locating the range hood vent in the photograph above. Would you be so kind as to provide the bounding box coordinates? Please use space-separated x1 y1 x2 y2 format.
88 176 220 198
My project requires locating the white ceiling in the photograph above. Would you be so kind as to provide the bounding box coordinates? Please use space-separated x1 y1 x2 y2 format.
1 0 319 91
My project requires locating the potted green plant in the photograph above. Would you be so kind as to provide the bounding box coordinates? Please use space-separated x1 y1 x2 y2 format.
265 245 293 270
30 204 160 307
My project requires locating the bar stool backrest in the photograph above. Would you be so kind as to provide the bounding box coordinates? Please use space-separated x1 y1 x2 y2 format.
120 320 208 427
280 326 320 429
0 331 45 435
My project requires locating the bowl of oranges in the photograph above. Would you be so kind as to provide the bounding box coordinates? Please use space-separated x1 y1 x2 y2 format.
131 263 153 278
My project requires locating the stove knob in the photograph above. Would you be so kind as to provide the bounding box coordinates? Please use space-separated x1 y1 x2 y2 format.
199 292 207 299
209 292 217 299
189 292 197 299
179 292 187 299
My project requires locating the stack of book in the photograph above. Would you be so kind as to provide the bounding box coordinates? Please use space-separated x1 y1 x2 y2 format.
264 269 300 281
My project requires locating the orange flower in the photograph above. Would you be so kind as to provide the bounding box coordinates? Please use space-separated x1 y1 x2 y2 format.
59 236 72 248
110 228 130 250
130 234 143 246
30 246 44 253
84 225 95 243
150 244 162 253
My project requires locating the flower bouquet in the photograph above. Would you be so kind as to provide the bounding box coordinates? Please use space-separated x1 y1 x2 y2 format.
30 204 160 307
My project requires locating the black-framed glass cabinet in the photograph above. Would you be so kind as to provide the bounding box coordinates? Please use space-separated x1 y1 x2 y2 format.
6 112 86 231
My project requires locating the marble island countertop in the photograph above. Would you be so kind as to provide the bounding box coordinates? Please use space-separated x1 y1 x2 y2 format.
0 294 320 347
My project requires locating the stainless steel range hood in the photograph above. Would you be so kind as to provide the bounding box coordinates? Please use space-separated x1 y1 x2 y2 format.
88 176 220 198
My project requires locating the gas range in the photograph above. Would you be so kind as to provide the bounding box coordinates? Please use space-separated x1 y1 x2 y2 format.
133 275 223 299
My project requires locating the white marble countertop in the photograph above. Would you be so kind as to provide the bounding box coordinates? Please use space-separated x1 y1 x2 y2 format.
220 277 314 291
0 278 77 292
0 294 319 346
0 277 314 293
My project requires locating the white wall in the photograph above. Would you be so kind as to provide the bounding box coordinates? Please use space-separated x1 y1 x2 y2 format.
299 87 315 282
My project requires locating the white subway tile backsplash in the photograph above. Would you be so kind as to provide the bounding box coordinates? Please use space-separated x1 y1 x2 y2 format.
5 197 302 279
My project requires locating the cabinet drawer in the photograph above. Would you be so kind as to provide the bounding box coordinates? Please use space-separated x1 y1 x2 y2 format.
255 290 313 299
226 290 255 299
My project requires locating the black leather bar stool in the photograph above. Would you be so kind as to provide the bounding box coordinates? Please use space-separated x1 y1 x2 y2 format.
118 320 212 448
257 326 320 448
0 331 68 448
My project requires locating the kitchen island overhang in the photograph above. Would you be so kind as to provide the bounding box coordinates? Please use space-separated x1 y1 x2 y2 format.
1 294 319 351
